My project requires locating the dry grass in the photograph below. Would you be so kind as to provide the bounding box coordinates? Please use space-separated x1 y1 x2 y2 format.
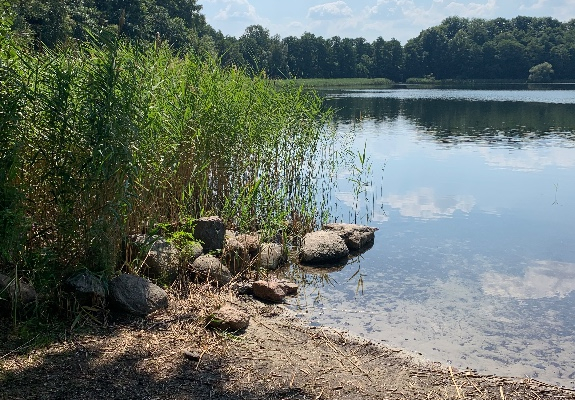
2 282 574 400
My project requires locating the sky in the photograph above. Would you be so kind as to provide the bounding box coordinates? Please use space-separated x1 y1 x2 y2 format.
198 0 575 43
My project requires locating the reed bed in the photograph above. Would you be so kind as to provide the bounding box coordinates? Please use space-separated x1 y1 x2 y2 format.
0 29 334 316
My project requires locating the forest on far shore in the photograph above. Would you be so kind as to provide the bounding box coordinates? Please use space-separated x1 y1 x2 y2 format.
6 0 575 81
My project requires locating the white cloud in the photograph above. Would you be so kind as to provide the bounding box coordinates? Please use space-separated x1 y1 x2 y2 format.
520 0 549 11
308 1 354 19
445 0 498 17
214 0 257 20
482 261 575 299
381 188 475 219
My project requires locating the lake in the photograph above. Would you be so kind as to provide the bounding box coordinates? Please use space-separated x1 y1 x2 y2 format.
284 86 575 388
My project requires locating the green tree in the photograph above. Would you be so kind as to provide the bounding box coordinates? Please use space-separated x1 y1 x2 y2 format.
528 61 554 82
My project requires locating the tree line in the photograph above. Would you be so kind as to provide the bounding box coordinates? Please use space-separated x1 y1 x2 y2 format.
8 1 575 81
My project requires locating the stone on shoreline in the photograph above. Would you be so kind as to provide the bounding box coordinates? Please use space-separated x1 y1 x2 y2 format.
190 255 231 286
299 230 349 264
208 303 250 331
108 274 168 316
323 223 378 250
193 216 226 252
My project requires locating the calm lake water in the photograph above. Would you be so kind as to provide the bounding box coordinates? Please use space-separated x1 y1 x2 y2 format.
285 86 575 388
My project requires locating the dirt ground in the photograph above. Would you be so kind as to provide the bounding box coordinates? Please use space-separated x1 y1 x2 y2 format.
2 285 575 400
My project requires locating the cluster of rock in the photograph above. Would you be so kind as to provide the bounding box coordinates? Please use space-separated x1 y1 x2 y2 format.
1 217 377 332
299 223 377 264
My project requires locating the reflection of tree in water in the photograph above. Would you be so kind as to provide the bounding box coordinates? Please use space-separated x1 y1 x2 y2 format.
327 94 575 146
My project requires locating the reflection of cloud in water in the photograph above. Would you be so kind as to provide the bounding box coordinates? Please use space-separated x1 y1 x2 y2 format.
479 147 575 171
482 261 575 299
381 188 475 219
336 191 359 211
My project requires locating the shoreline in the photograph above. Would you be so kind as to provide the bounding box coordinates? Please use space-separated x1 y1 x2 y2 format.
2 290 575 400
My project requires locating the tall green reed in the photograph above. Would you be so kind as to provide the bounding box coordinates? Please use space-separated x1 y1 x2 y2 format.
0 28 335 320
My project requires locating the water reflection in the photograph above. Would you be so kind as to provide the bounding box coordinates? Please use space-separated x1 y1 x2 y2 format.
482 261 575 299
381 188 475 219
292 88 575 388
325 90 575 147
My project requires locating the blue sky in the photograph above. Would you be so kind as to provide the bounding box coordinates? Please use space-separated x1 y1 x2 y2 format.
198 0 575 43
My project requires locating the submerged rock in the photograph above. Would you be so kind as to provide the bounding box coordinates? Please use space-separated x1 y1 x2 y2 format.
299 231 349 264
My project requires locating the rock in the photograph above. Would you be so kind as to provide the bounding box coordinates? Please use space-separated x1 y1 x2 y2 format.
108 274 168 316
277 280 298 295
0 273 37 311
323 223 378 250
193 216 225 252
190 255 231 286
258 243 286 270
223 231 249 275
208 304 250 331
128 235 180 281
233 281 253 295
179 241 203 265
252 280 286 303
236 233 261 258
299 231 349 264
64 270 106 306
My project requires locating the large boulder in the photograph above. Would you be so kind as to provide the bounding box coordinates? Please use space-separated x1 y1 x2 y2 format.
64 270 106 306
0 273 37 314
299 231 349 264
190 255 231 286
323 223 378 250
258 243 286 270
208 303 250 331
128 235 180 281
193 216 225 252
108 274 168 316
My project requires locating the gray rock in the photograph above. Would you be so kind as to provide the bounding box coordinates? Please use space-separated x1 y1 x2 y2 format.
258 243 286 270
108 274 168 316
128 235 180 281
236 233 261 258
65 271 106 306
0 273 37 312
180 242 204 265
299 231 349 264
190 255 231 286
323 223 378 250
223 231 249 275
193 216 225 252
208 304 250 331
252 280 286 303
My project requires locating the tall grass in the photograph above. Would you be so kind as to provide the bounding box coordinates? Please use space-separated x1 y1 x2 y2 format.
0 28 334 319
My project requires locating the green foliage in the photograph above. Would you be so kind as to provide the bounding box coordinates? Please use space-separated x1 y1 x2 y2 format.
528 61 554 82
0 30 333 321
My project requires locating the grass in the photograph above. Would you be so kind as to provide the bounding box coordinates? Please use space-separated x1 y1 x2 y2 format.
0 27 338 326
